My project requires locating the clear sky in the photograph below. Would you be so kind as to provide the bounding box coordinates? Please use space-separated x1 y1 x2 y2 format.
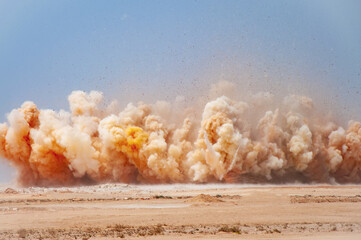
0 0 361 183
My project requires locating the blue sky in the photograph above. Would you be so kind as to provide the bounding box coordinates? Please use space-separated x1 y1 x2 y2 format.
0 0 361 182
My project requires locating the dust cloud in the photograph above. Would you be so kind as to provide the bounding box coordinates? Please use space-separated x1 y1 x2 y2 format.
1 81 360 186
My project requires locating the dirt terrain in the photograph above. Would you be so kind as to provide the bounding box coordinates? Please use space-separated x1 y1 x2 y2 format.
0 184 361 239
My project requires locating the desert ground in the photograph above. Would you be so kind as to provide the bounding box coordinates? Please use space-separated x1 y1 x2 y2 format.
0 183 361 239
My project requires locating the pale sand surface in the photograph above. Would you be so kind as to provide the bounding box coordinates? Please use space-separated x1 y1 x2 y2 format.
0 184 361 239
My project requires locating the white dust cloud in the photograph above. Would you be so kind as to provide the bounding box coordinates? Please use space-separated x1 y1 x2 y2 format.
1 81 361 186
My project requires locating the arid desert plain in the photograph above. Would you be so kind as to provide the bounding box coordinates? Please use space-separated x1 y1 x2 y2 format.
0 184 360 239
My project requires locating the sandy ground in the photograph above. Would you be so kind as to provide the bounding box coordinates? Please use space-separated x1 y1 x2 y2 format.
0 183 361 239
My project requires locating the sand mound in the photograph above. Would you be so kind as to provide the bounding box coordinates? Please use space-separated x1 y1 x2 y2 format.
185 194 224 203
4 188 18 194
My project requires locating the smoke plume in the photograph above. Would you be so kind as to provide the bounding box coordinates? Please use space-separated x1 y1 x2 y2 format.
1 81 361 186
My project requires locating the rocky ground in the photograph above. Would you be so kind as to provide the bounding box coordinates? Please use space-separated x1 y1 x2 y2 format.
0 183 360 239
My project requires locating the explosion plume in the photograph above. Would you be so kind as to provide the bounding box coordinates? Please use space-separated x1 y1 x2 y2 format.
1 81 361 186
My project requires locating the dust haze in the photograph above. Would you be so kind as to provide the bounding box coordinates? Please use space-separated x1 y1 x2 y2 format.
0 78 360 186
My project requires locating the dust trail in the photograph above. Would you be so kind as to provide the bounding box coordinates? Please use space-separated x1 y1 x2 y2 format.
0 81 360 186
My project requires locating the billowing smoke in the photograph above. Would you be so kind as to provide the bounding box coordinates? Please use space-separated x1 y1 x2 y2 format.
1 81 360 186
